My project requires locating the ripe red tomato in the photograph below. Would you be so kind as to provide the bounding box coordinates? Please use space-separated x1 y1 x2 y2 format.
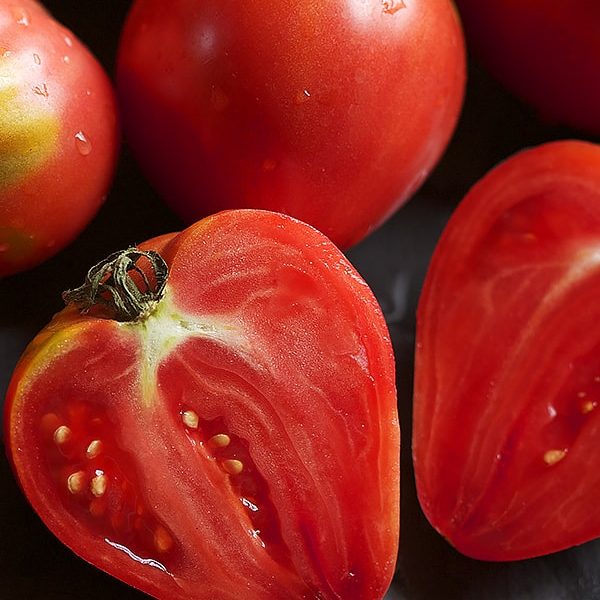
0 0 118 277
5 209 400 599
454 0 600 135
116 0 465 249
413 140 600 561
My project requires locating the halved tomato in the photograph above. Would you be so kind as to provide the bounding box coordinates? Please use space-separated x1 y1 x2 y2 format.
5 209 399 598
414 140 600 561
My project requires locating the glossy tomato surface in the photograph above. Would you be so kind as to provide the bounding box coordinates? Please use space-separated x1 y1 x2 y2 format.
5 209 400 599
413 140 600 561
116 0 465 249
0 0 118 277
455 0 600 135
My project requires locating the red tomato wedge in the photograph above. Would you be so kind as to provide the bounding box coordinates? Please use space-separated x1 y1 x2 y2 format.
413 140 600 561
5 210 399 599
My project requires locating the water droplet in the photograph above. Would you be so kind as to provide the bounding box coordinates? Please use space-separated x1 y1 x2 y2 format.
63 55 71 64
12 7 30 26
382 0 406 15
294 89 311 105
33 53 41 65
74 131 92 156
64 35 73 48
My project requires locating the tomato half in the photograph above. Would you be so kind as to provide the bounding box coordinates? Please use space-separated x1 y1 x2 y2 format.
454 0 600 135
5 209 400 599
0 0 118 277
116 0 465 249
413 140 600 561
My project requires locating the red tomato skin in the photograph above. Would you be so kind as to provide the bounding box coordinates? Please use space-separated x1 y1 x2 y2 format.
455 0 600 135
0 0 119 277
5 209 400 599
414 140 600 561
116 0 465 249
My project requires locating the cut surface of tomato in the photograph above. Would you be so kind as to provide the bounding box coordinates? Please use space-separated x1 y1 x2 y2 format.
6 209 399 599
413 140 600 561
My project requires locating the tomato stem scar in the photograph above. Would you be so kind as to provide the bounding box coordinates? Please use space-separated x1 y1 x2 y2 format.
62 248 168 322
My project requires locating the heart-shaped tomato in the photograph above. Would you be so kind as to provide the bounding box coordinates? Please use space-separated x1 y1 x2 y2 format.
5 210 399 598
414 140 600 561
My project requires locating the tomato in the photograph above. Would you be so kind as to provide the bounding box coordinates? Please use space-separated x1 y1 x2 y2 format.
5 209 400 599
0 0 118 277
116 0 465 249
454 0 600 135
413 140 600 561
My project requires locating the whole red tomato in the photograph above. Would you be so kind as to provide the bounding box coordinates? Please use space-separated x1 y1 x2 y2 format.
455 0 600 135
414 140 600 560
0 0 118 277
116 0 465 249
5 209 400 599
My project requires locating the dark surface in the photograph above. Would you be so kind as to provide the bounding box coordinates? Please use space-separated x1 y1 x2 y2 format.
1 1 600 599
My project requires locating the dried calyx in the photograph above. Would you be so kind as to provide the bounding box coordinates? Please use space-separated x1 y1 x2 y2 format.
62 248 168 322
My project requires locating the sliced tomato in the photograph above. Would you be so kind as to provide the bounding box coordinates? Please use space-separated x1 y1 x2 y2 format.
5 209 399 599
413 140 600 561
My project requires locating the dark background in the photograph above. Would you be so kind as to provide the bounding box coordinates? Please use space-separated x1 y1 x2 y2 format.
1 1 600 599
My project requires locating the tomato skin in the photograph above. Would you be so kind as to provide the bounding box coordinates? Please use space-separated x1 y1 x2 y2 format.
0 0 119 277
5 209 399 599
454 0 600 135
116 0 465 249
414 140 600 561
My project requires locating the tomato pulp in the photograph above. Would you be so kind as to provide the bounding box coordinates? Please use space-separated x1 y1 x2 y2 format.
117 0 465 248
5 210 400 598
414 140 600 560
0 0 119 276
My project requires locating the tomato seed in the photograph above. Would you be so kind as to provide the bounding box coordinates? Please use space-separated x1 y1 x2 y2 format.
222 459 244 475
86 439 103 459
209 433 231 448
543 449 567 465
90 473 107 497
53 425 72 445
153 526 174 553
181 410 199 429
67 471 86 494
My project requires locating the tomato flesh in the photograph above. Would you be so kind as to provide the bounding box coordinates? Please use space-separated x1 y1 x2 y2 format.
413 140 600 561
6 210 399 599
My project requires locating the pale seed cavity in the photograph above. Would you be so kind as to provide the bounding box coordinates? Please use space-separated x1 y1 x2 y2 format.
209 433 231 448
86 439 103 459
90 472 107 497
222 459 244 475
182 410 199 429
544 449 567 466
53 425 72 445
67 471 86 494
